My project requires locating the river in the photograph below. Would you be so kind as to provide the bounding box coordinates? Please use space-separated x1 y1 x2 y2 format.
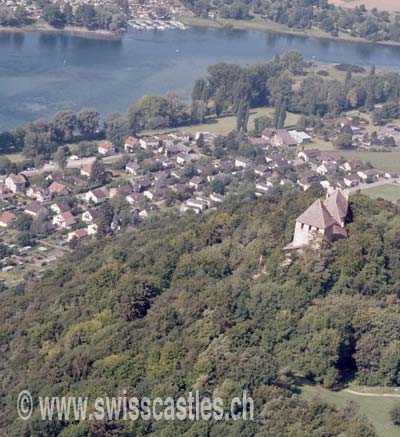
1 26 400 130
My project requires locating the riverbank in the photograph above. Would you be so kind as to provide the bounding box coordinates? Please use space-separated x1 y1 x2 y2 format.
0 20 123 39
179 15 400 48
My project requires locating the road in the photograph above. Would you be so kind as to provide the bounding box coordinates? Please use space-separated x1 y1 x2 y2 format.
344 388 400 398
344 177 400 195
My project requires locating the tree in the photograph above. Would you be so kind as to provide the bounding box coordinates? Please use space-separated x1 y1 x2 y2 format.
42 5 66 28
96 201 113 237
90 159 107 184
334 131 353 149
52 111 77 143
54 146 69 169
105 113 128 149
23 119 57 158
236 99 249 132
390 404 400 426
273 97 287 129
254 116 273 135
77 108 100 139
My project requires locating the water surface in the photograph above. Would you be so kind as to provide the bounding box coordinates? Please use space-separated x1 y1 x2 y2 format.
1 27 400 130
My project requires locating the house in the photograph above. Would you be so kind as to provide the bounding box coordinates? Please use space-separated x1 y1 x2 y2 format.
82 209 100 224
285 190 348 250
357 169 383 182
98 140 115 156
297 172 320 191
50 202 70 215
316 162 337 176
67 228 88 242
139 204 160 219
250 137 270 148
85 188 108 204
255 182 272 196
298 149 321 162
143 188 165 202
210 193 224 203
80 164 93 178
5 174 26 193
139 136 160 150
343 174 361 187
109 185 132 199
263 129 297 147
180 198 206 214
0 186 12 199
26 186 51 203
48 181 70 196
0 211 16 227
340 160 363 172
168 131 192 142
288 130 312 145
254 165 269 176
52 211 76 228
176 154 193 165
126 193 146 206
235 157 252 169
126 162 140 175
189 176 205 190
124 136 139 152
87 223 98 235
24 202 48 218
195 132 216 143
164 144 191 157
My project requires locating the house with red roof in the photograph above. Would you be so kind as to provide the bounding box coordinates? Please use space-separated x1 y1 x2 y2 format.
98 140 116 156
0 211 16 227
124 136 139 152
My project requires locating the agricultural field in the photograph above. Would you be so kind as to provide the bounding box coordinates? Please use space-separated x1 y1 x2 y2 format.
329 0 400 13
361 183 400 202
300 384 400 437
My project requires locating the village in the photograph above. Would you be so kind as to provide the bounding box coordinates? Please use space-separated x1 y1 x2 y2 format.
0 0 190 29
0 112 399 286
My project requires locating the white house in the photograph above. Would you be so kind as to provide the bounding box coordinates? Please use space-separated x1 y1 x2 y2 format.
52 211 76 228
85 188 108 204
5 174 26 193
288 130 312 145
98 140 115 156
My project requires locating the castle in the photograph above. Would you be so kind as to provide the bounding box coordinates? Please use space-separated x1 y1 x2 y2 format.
285 189 349 250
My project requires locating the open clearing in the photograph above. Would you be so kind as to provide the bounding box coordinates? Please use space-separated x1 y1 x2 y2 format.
329 0 400 13
361 183 400 202
300 384 400 437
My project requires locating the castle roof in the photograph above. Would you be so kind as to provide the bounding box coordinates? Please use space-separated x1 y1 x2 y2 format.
296 199 337 229
324 189 348 223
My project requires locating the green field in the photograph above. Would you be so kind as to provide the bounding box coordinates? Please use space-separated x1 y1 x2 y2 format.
3 152 24 162
361 183 400 202
145 107 300 136
328 150 400 173
300 384 400 437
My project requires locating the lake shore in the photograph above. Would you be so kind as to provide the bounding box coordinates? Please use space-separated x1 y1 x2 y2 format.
179 15 400 48
0 20 123 39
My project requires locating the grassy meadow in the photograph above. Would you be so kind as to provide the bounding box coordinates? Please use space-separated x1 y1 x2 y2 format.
300 384 400 437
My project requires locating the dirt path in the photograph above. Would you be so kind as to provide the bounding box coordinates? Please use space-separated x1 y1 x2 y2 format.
344 388 400 398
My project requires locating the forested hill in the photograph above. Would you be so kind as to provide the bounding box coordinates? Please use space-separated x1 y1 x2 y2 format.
2 188 400 435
